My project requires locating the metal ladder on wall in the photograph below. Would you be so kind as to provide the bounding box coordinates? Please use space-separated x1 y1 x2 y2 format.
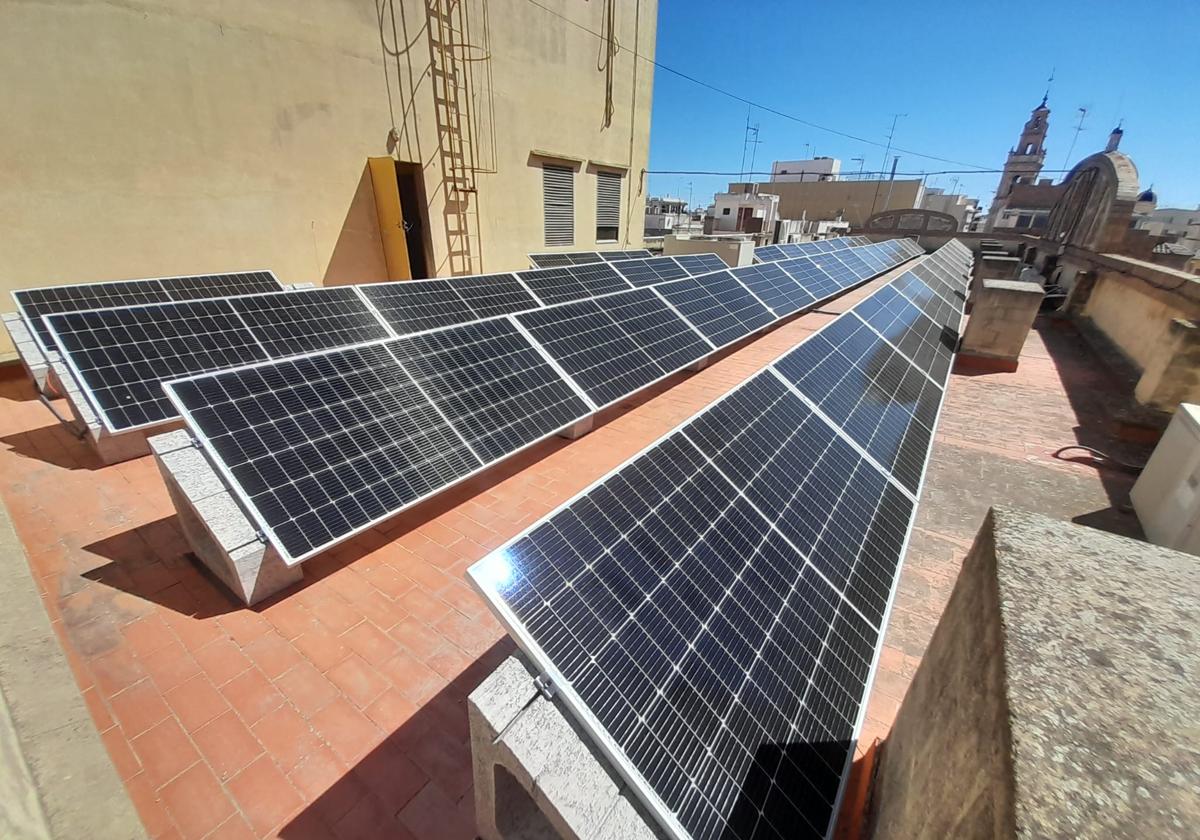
428 0 481 275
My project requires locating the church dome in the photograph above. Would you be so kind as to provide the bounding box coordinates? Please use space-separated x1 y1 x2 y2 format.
1137 188 1156 203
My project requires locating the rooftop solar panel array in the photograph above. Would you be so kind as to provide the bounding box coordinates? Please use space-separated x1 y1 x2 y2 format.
39 239 920 437
469 241 970 840
161 238 933 565
672 253 729 276
13 270 283 354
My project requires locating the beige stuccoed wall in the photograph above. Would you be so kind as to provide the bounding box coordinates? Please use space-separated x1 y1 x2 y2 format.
755 180 924 227
1083 268 1200 370
0 0 655 356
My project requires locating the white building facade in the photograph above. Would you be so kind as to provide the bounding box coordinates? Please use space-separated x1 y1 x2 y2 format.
770 157 841 183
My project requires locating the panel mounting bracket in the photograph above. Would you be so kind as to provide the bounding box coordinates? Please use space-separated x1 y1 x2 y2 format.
533 673 557 700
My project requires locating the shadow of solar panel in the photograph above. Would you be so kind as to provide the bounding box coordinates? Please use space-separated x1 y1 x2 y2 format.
47 300 271 432
229 287 391 358
773 316 941 495
358 280 475 333
854 286 955 381
609 257 688 287
167 343 481 562
730 263 814 316
654 272 774 348
387 319 591 462
520 263 631 305
447 273 540 319
162 272 282 300
673 254 728 276
16 280 174 352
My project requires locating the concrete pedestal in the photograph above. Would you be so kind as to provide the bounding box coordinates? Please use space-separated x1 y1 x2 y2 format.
150 430 301 605
2 313 59 395
468 656 663 840
557 415 595 441
958 280 1044 372
869 507 1199 840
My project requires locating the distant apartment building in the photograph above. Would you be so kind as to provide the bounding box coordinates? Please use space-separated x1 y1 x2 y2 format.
0 0 657 356
644 196 690 236
770 157 841 182
921 189 981 231
708 185 780 236
1137 206 1200 255
751 178 925 228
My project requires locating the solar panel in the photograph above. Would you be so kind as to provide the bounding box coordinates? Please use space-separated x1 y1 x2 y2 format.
654 272 775 348
385 319 593 462
47 299 270 432
600 250 654 262
167 342 481 562
358 280 476 333
515 289 710 408
909 263 965 306
730 264 814 316
754 245 787 263
229 287 392 358
774 315 941 495
529 252 607 268
13 271 283 355
850 245 892 274
853 286 956 383
519 263 632 305
609 257 689 287
469 367 920 840
891 272 962 331
826 249 875 281
446 273 540 319
672 254 729 277
160 272 282 301
809 253 860 288
775 259 843 302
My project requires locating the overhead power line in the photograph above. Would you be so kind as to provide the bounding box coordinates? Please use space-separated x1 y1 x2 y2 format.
518 0 994 171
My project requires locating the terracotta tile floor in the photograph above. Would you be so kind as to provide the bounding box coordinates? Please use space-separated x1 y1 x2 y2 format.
0 274 1145 839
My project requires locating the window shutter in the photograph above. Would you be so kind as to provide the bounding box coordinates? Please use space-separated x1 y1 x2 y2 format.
596 171 622 241
542 165 575 246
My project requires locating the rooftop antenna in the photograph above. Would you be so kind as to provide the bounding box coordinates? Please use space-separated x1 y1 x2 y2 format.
738 105 761 184
1062 106 1088 170
871 113 906 214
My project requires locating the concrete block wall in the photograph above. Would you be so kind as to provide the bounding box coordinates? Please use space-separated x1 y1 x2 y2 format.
870 507 1200 840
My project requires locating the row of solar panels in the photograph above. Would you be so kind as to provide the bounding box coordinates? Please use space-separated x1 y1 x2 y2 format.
158 239 922 566
529 249 653 268
24 241 912 437
468 239 973 840
12 254 727 361
753 235 874 263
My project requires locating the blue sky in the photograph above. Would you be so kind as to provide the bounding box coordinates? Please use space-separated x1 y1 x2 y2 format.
646 0 1200 211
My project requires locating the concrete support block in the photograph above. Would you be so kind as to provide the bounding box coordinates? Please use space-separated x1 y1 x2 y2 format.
150 430 301 605
557 415 595 441
2 313 59 395
468 655 664 840
1133 318 1200 412
958 280 1044 371
685 355 711 372
869 507 1199 840
48 360 165 464
970 255 1022 302
288 282 316 290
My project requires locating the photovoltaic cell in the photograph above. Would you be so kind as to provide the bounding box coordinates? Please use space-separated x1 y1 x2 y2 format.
387 319 591 462
358 280 476 333
167 343 482 562
228 287 392 358
773 315 941 495
654 272 775 348
776 259 843 302
519 263 631 305
809 253 862 287
730 264 814 316
674 254 729 276
528 252 606 268
600 250 654 262
47 300 270 431
446 273 540 319
753 245 787 263
609 257 689 287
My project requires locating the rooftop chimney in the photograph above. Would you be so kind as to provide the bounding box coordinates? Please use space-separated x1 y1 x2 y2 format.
1106 125 1124 153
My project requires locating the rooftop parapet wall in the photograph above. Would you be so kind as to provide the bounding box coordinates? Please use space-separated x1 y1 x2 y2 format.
870 507 1199 840
1060 249 1200 412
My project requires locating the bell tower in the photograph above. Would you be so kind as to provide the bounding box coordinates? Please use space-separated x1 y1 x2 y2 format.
986 97 1051 229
